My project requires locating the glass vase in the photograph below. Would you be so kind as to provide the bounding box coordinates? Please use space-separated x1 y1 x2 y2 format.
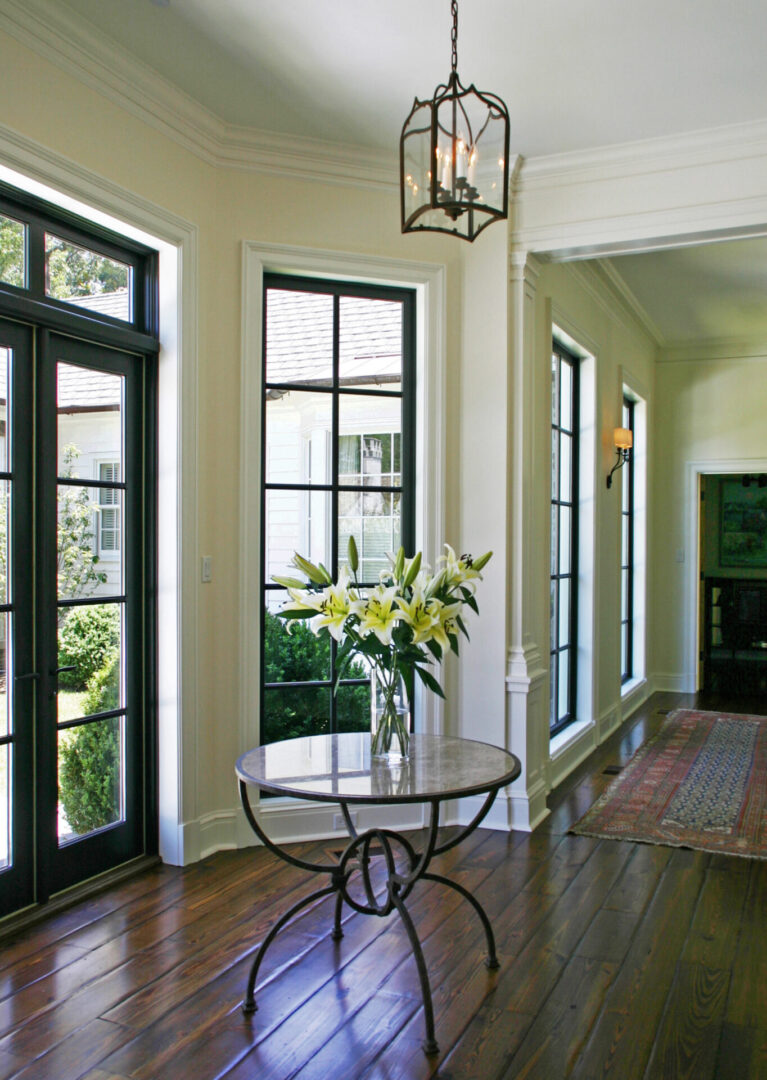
370 665 410 763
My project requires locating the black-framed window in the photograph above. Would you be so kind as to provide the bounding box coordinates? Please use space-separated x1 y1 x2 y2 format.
550 343 579 736
0 182 157 339
620 397 635 683
261 274 416 745
0 180 158 914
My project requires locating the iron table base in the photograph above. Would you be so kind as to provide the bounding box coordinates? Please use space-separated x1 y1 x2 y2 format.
239 781 502 1056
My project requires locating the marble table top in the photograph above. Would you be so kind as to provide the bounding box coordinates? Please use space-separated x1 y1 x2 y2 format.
236 732 521 804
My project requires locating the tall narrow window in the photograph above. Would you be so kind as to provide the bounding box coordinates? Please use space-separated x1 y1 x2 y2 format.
261 275 415 745
550 343 579 735
620 397 635 682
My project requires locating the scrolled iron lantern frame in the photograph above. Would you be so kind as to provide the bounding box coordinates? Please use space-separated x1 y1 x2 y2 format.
400 0 511 242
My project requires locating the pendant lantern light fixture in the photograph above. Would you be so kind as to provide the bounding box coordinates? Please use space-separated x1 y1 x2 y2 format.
400 0 511 241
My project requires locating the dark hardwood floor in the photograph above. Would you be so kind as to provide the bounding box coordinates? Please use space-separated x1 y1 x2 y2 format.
1 691 765 1079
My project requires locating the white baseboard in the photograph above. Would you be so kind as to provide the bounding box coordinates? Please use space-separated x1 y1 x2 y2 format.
549 721 598 789
441 783 549 834
652 672 691 692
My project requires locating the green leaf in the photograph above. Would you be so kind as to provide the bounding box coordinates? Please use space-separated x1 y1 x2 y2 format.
456 614 470 640
426 638 443 661
414 665 445 698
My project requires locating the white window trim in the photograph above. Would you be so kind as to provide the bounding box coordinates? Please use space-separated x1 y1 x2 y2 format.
240 243 447 767
621 380 648 695
551 318 598 746
0 128 199 867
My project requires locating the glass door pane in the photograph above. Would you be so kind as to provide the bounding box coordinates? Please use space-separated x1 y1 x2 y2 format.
40 334 143 898
0 320 34 917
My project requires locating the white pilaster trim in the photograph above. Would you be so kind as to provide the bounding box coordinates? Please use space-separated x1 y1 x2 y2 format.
239 243 448 769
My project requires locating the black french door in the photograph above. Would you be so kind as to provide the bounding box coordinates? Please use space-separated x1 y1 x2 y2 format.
0 318 155 916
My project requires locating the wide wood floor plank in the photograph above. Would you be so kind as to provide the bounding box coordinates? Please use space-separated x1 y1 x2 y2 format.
0 691 763 1079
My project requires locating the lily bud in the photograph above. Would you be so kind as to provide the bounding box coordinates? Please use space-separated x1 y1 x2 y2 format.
403 551 422 588
291 553 327 585
347 535 359 574
472 550 493 572
394 546 405 580
272 575 309 590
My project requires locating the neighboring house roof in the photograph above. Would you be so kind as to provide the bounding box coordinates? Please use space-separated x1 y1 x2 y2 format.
58 365 121 411
266 288 402 386
64 287 131 321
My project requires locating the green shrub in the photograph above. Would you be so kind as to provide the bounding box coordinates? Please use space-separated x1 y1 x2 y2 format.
59 720 120 836
58 605 120 689
82 652 120 714
263 611 369 744
59 652 121 836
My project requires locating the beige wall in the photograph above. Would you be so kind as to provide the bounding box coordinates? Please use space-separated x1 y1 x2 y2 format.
534 262 656 724
652 353 767 686
0 29 476 832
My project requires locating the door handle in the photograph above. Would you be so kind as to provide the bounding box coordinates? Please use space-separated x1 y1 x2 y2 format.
49 665 76 698
14 671 40 681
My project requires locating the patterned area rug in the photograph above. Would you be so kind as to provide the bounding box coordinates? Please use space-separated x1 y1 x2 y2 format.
572 709 767 859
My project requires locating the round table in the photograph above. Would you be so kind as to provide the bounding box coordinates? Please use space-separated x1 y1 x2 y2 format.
236 731 521 1055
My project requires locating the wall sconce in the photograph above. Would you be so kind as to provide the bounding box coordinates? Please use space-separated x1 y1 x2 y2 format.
606 427 633 488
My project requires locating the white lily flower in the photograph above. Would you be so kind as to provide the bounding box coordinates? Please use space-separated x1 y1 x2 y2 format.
355 584 403 646
395 586 437 643
426 597 463 651
308 567 356 642
439 543 482 589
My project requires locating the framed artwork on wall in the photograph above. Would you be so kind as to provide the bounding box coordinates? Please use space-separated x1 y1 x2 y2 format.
720 478 767 568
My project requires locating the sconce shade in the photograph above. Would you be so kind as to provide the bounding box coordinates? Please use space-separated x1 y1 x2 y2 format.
614 427 633 450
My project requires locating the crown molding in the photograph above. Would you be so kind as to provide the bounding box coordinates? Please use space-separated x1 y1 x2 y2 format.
519 117 767 192
0 0 398 191
658 338 767 363
595 260 666 347
6 0 767 205
563 261 660 350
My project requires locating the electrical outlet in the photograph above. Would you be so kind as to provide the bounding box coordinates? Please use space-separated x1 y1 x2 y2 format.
333 812 356 831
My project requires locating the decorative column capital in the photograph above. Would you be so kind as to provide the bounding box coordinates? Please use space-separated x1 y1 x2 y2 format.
509 249 542 285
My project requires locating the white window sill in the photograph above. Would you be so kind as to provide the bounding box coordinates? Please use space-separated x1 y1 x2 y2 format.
550 718 594 760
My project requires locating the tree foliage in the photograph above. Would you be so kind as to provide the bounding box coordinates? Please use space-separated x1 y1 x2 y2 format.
45 236 128 299
57 444 107 607
0 214 24 287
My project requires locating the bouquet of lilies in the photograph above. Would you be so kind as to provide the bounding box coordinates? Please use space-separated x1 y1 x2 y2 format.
273 539 491 756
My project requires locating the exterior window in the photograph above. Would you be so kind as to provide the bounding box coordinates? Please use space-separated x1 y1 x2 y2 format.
621 397 635 682
550 343 579 735
97 462 121 553
261 275 415 745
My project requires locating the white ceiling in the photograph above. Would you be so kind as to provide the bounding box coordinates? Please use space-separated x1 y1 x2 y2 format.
603 239 767 347
57 0 767 157
52 0 767 347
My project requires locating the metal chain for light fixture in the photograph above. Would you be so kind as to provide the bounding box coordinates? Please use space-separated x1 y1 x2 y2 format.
399 0 511 241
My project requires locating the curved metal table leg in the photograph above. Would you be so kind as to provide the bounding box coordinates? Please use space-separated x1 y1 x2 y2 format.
242 882 338 1014
331 889 344 941
420 871 500 968
390 889 439 1055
